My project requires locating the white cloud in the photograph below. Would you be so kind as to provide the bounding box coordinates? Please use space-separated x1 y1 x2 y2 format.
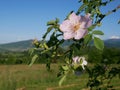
110 36 120 39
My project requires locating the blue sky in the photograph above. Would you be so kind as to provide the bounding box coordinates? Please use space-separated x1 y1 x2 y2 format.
0 0 120 44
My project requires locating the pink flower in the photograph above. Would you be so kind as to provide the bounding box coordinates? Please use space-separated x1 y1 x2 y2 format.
60 12 92 40
72 56 87 70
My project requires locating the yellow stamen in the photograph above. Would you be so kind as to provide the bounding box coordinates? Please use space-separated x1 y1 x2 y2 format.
73 23 80 31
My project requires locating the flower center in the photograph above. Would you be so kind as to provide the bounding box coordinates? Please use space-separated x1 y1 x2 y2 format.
73 24 80 32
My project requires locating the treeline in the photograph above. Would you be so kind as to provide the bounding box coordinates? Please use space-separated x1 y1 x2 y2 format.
0 51 31 64
0 51 52 65
88 47 120 64
0 47 120 64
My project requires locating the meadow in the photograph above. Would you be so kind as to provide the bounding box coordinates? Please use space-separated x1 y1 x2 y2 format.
0 64 119 90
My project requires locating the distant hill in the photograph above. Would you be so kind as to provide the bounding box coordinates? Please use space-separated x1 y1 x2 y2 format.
0 40 33 52
0 47 10 52
0 39 120 52
61 39 120 48
104 39 120 48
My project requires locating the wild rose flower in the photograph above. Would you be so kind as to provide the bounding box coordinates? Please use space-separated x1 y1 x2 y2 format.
72 56 87 70
60 12 92 40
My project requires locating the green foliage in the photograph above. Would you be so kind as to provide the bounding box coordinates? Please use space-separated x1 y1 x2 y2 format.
78 0 120 26
84 34 92 45
87 64 120 90
59 74 67 86
92 30 104 35
87 47 120 64
29 54 38 67
0 51 31 65
29 0 120 87
88 47 103 63
102 47 120 64
94 37 104 50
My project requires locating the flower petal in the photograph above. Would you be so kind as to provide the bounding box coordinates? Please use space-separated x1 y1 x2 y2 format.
85 13 91 18
81 65 85 70
85 13 92 28
73 56 79 64
79 16 87 28
63 31 75 40
60 20 73 32
81 59 87 70
86 19 92 28
80 14 92 28
83 60 87 65
69 12 80 25
74 29 87 39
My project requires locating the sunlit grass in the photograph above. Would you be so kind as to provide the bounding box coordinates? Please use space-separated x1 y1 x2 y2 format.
0 64 119 90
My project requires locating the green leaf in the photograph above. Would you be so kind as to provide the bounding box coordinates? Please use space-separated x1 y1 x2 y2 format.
62 65 69 71
84 34 92 45
92 30 104 35
47 20 55 26
29 54 38 67
73 64 80 69
76 4 86 15
65 11 73 19
55 18 59 23
59 75 66 86
28 48 34 56
87 25 95 31
94 37 104 50
42 26 53 39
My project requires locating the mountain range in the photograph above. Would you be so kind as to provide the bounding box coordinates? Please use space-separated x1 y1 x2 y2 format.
0 40 33 52
0 39 120 52
104 39 120 48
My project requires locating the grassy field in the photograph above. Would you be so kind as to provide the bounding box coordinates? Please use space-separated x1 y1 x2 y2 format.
0 64 119 90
